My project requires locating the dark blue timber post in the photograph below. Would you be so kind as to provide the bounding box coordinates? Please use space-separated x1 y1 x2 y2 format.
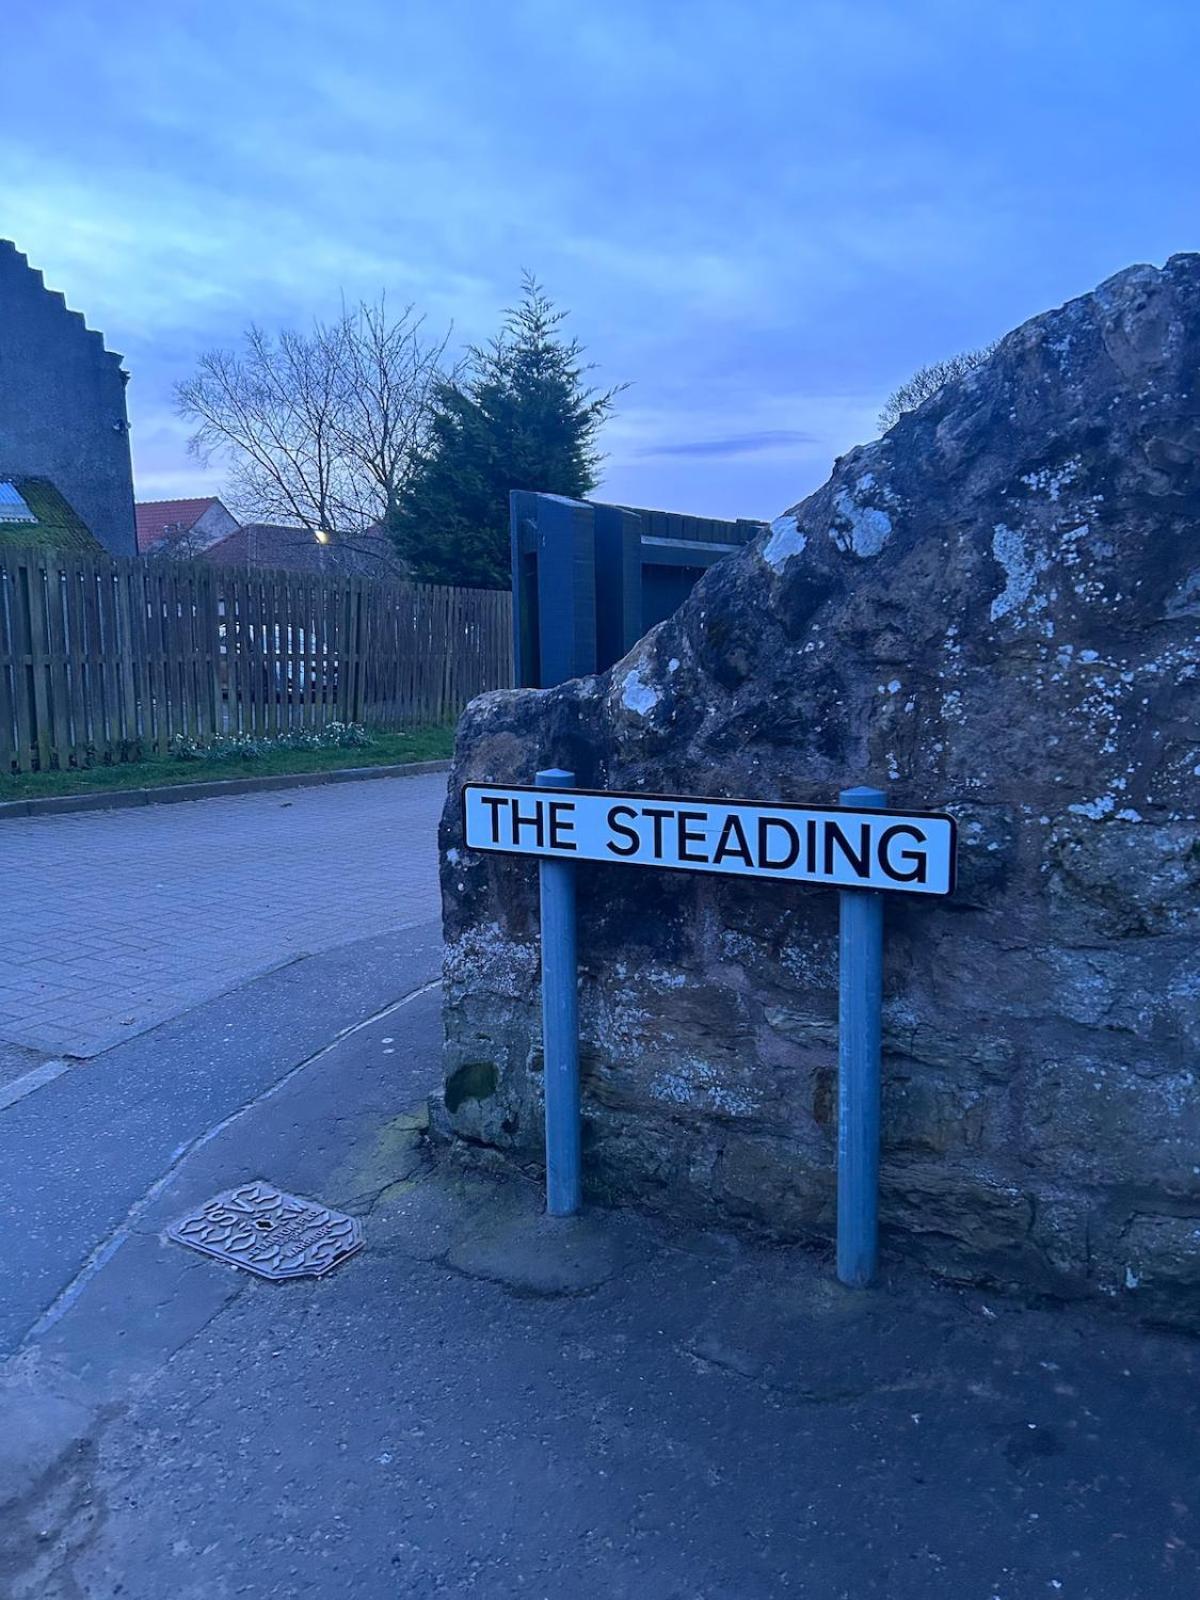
510 493 597 689
509 490 764 690
536 767 582 1215
837 784 886 1287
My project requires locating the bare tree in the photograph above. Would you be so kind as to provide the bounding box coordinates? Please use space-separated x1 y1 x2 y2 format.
324 298 457 526
175 298 456 549
878 341 999 434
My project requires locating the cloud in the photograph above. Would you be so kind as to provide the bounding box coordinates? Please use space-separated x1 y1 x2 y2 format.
5 0 1198 510
637 429 817 459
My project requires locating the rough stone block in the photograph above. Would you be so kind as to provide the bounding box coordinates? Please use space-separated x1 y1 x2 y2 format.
437 254 1200 1323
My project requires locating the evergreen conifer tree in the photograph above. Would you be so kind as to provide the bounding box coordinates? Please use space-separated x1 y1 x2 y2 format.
391 275 624 587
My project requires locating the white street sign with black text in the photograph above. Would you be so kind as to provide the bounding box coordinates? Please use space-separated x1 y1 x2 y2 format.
462 784 956 896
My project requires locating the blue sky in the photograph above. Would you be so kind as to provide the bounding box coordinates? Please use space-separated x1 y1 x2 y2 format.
5 0 1197 521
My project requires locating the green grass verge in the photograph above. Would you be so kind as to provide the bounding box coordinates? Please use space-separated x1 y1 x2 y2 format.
0 726 455 803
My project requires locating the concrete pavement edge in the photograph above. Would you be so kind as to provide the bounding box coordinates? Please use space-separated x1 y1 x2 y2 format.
0 759 452 821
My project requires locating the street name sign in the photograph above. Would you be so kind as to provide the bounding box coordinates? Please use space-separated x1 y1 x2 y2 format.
459 769 959 1289
463 783 957 897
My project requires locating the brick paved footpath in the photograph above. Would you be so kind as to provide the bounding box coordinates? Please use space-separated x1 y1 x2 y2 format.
0 773 446 1059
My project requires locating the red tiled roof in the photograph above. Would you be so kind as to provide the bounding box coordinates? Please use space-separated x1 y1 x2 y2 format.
134 498 222 553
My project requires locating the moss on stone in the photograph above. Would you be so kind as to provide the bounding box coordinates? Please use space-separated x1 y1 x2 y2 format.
444 1060 499 1113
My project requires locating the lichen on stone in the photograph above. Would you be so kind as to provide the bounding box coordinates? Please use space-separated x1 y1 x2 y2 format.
989 522 1050 624
761 512 807 569
828 487 892 558
618 666 659 717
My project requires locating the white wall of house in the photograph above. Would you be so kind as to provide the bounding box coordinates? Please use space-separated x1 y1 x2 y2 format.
190 501 239 549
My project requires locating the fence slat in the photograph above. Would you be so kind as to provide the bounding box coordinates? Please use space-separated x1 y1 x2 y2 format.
77 560 102 760
0 558 17 768
4 554 32 770
264 570 280 738
123 560 148 751
279 572 295 732
24 554 54 770
44 556 74 764
225 570 242 735
144 563 165 753
114 562 139 749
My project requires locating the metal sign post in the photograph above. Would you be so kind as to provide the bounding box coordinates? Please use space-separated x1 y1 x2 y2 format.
462 778 957 1274
535 768 582 1216
836 785 886 1288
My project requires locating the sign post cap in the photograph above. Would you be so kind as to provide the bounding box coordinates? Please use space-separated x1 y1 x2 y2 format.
536 767 576 786
840 784 887 808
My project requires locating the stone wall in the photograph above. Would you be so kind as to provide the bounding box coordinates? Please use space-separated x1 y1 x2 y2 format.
437 256 1200 1327
0 241 136 556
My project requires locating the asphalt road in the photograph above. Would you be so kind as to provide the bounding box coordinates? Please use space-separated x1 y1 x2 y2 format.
0 921 443 1359
0 770 447 1355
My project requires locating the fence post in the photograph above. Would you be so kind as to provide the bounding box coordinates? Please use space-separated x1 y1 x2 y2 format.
536 767 582 1216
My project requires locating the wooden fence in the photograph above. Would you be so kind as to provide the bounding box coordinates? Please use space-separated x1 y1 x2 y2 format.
0 546 513 772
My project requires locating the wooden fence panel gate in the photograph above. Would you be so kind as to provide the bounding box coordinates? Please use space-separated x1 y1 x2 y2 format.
0 546 513 773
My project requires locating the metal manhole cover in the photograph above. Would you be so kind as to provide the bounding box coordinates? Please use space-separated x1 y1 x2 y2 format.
167 1180 363 1280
